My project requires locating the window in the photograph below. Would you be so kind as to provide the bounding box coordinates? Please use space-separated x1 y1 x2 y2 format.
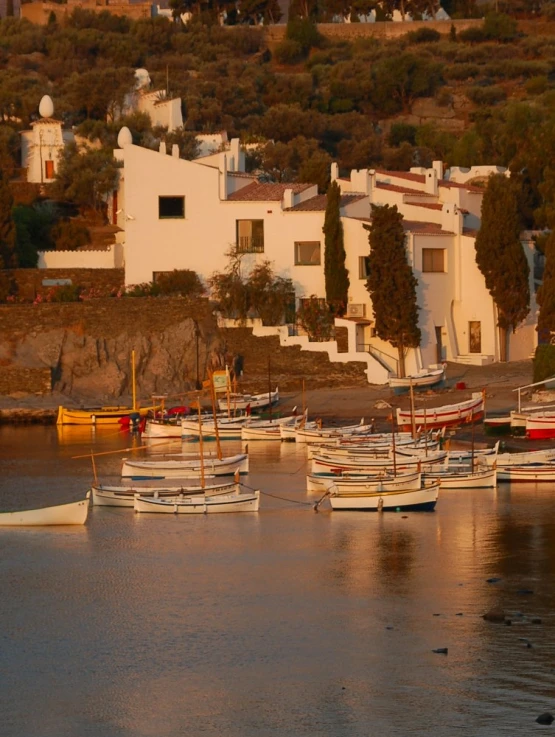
359 256 370 279
422 248 445 273
159 196 185 219
295 241 321 265
236 220 264 253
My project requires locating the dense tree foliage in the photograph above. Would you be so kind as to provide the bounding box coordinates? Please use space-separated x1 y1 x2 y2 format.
365 204 420 377
323 180 349 315
50 143 120 214
0 175 16 269
536 231 555 343
475 174 530 360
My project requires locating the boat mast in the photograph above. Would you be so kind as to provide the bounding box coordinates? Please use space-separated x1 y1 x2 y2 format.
131 349 136 411
268 355 272 422
209 371 223 461
409 379 416 440
197 395 205 488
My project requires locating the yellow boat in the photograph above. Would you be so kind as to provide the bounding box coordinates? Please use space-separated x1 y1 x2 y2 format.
56 405 153 426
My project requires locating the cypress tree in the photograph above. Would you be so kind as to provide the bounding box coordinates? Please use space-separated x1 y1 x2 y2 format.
536 230 555 341
0 175 16 270
475 174 529 361
364 204 420 378
323 180 349 317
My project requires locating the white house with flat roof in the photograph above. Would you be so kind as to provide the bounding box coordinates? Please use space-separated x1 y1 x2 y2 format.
113 134 538 381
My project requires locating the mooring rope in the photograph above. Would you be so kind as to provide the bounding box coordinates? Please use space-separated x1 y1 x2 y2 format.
240 481 313 506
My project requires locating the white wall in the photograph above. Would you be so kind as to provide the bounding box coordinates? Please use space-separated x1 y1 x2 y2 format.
37 244 123 269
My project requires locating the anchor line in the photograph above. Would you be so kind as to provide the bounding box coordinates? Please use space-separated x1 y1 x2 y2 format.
239 482 312 506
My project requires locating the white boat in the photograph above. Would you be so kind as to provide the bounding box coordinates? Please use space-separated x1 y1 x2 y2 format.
307 471 422 493
444 441 500 468
218 388 279 412
280 420 318 441
389 365 445 391
525 414 555 440
305 433 422 459
240 412 301 441
0 491 90 526
328 481 440 511
496 448 555 467
311 450 447 476
497 464 555 482
295 420 374 444
91 481 240 507
396 392 485 430
423 467 497 489
181 416 249 440
142 418 184 438
134 490 260 514
121 453 249 478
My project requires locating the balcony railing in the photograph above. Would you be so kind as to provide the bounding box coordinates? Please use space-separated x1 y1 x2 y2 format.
236 235 265 253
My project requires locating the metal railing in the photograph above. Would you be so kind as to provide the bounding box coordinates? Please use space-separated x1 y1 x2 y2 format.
357 343 398 374
236 235 265 253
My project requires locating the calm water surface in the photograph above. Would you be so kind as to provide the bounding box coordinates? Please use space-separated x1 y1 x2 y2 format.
1 425 555 736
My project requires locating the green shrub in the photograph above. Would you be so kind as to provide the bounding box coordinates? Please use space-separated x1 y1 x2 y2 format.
483 12 517 42
297 296 334 341
285 17 323 54
444 63 481 80
273 39 304 65
466 84 507 105
533 343 555 383
406 27 441 44
525 75 550 95
51 219 91 251
154 269 205 298
49 284 82 302
389 122 417 146
458 26 487 43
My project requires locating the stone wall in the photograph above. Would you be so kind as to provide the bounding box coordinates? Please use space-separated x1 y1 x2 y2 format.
6 268 124 301
265 18 483 43
0 367 51 396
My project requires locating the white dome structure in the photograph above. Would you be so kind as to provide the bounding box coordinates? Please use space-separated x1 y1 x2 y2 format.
134 68 151 90
38 95 54 118
117 126 133 148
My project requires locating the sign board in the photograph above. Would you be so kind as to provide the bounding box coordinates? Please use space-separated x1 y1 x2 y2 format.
42 279 72 287
212 368 229 394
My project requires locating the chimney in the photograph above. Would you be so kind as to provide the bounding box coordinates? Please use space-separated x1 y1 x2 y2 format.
283 188 295 210
159 141 166 155
425 168 438 196
330 162 339 182
230 138 240 172
369 169 376 201
432 160 444 181
172 144 179 158
219 154 228 201
441 203 462 234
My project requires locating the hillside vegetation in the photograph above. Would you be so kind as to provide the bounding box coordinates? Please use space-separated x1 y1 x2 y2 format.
1 10 555 230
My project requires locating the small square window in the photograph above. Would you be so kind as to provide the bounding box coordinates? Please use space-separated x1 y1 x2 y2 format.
359 256 370 279
159 196 185 219
295 241 321 265
422 248 445 272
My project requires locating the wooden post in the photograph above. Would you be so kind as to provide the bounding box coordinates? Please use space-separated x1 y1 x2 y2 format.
208 371 223 461
197 396 205 488
391 410 397 476
409 379 416 440
471 410 475 471
91 451 98 485
423 400 428 457
131 349 136 411
268 355 272 422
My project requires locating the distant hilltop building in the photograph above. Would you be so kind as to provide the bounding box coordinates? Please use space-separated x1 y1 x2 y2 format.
116 69 183 133
20 0 154 25
20 95 74 184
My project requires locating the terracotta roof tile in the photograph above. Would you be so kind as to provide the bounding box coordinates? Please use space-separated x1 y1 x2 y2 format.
376 168 483 194
376 181 425 195
227 182 313 201
403 220 454 235
410 202 444 211
285 193 367 212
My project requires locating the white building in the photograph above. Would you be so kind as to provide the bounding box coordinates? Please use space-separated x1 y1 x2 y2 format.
20 95 74 184
111 135 537 382
118 69 183 132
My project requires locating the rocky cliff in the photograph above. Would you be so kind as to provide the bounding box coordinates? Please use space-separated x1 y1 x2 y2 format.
0 298 224 402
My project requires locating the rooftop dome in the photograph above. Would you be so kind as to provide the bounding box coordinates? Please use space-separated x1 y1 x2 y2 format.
117 126 133 148
39 95 54 118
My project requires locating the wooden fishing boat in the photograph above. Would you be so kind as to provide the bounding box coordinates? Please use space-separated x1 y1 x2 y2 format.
134 489 260 514
443 441 500 468
280 420 318 441
121 453 249 479
91 481 240 507
423 467 497 489
497 464 555 482
307 438 439 461
396 392 485 431
525 414 555 440
328 481 440 511
142 418 184 439
496 448 555 467
218 388 279 412
57 405 153 427
307 471 422 494
0 491 90 526
295 420 374 444
484 416 512 435
240 412 301 441
181 416 249 440
311 450 447 476
388 366 445 392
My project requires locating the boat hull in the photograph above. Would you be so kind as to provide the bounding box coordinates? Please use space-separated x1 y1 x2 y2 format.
396 393 484 431
307 471 422 494
92 482 239 507
134 490 260 514
329 483 439 511
121 453 249 478
423 467 497 489
0 492 90 526
57 405 151 426
497 465 555 482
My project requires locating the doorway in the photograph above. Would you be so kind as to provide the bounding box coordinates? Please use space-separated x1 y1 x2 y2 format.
469 321 481 353
435 326 444 363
